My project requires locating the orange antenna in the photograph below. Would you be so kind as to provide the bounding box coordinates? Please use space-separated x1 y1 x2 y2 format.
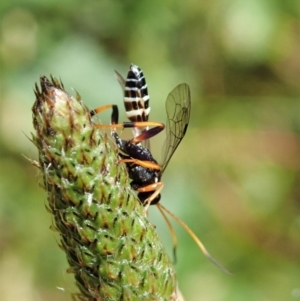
158 203 231 274
156 203 178 263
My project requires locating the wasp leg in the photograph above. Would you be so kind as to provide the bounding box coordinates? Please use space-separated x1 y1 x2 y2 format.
118 158 161 170
128 124 165 144
91 106 160 130
90 104 119 121
94 120 161 129
156 203 178 263
122 121 163 128
137 182 164 214
158 203 232 274
90 104 120 132
95 121 164 143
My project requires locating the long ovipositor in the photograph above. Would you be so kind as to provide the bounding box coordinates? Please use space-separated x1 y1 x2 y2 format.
31 76 181 301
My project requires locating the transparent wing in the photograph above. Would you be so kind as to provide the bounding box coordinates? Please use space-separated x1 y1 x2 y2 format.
115 70 126 89
142 131 151 151
161 83 191 172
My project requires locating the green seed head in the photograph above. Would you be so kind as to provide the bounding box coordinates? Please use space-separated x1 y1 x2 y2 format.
32 76 179 301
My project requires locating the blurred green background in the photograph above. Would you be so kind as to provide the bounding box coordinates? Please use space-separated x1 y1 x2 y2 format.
1 1 299 300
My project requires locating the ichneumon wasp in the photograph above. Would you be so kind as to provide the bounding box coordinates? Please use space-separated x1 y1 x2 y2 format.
91 64 230 273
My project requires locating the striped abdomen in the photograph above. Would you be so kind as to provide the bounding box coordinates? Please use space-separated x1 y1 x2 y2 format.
124 64 150 122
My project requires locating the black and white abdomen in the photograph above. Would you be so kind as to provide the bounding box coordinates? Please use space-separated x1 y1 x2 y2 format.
123 64 150 122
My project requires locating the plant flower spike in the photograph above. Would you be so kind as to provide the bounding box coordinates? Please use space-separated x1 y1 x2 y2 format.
31 76 182 301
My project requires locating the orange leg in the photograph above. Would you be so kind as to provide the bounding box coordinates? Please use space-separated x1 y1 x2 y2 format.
156 203 178 263
91 104 119 132
137 182 164 214
94 121 165 148
91 104 165 142
91 104 116 116
118 158 161 170
129 123 164 144
94 120 163 129
157 203 231 274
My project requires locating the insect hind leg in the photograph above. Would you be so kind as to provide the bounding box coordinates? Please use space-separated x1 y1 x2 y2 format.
128 123 165 144
158 203 232 274
90 104 122 135
92 107 164 139
90 104 119 123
